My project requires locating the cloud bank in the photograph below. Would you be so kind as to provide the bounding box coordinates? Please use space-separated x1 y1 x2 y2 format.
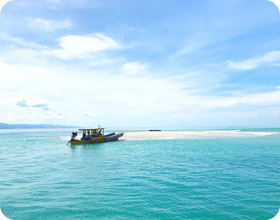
228 50 280 70
50 34 121 60
16 96 50 110
28 18 72 32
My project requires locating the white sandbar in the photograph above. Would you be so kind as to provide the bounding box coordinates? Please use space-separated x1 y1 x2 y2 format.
121 131 276 140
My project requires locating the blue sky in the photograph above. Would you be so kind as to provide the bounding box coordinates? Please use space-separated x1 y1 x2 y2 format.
0 0 280 128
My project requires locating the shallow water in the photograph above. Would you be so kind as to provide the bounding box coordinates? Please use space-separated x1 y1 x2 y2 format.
0 129 279 219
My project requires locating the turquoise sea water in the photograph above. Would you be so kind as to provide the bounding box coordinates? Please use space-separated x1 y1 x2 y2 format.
0 129 279 220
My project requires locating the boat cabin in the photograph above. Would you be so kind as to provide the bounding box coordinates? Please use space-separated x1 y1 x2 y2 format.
79 128 105 137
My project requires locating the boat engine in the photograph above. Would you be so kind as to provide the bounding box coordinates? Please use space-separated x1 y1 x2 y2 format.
71 131 78 140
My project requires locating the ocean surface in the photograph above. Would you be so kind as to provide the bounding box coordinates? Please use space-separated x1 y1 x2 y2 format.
0 128 279 220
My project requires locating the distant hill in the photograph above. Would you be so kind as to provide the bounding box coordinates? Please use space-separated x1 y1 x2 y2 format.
0 123 78 129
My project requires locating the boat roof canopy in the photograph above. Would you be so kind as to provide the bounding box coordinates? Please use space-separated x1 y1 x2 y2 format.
79 128 104 131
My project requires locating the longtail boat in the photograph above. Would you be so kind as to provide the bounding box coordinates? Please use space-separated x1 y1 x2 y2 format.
69 128 123 145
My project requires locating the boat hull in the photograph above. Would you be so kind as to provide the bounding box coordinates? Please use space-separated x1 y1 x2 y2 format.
70 133 124 145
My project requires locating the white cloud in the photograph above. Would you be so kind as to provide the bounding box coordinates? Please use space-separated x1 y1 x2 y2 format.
50 34 121 60
0 33 121 63
1 55 280 126
16 96 50 110
240 90 280 105
228 50 280 70
0 0 12 12
28 18 72 32
1 34 280 126
0 33 47 50
180 88 280 111
123 62 148 75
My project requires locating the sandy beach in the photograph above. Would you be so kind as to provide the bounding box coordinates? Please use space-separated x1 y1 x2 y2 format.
121 130 275 140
